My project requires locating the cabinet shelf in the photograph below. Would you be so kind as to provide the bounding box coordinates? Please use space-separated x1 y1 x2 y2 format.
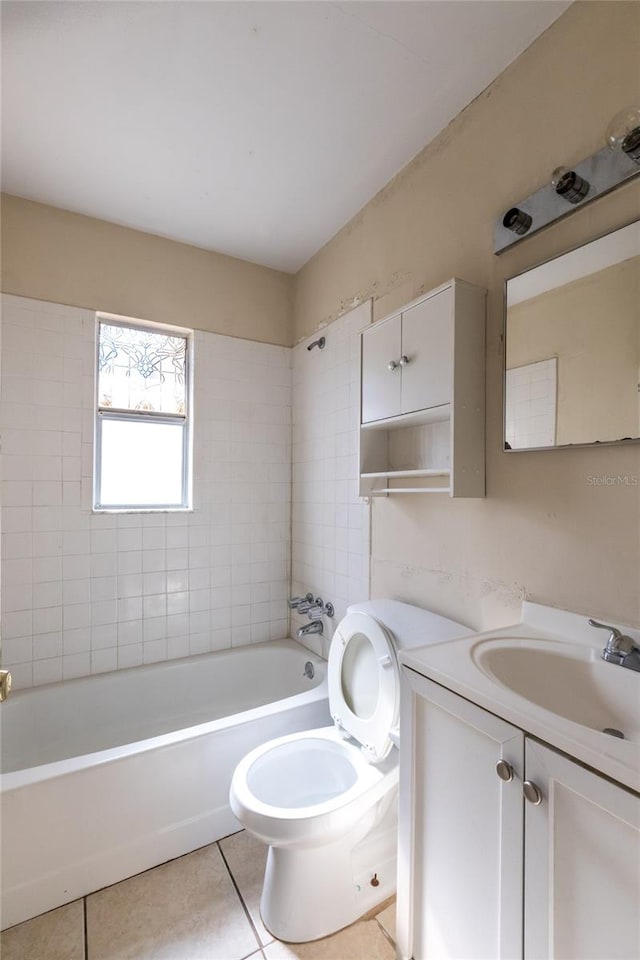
360 468 450 479
361 405 451 431
371 486 452 495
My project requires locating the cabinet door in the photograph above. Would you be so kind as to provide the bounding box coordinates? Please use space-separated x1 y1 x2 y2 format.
397 670 524 960
401 289 453 414
524 739 640 960
361 314 402 423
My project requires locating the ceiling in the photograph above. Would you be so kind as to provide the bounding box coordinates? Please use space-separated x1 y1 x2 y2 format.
1 1 570 273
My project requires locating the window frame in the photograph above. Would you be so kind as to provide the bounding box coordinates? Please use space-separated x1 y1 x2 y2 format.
93 314 193 513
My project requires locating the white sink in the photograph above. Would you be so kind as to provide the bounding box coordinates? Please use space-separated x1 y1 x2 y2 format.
400 602 640 792
472 637 640 742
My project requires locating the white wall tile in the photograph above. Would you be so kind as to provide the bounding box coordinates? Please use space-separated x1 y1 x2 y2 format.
33 581 62 609
118 620 142 646
2 635 33 666
63 603 90 630
32 657 63 686
63 579 90 605
91 600 117 626
33 632 63 660
63 652 91 680
62 628 90 655
290 306 370 656
91 624 117 650
91 648 117 674
117 644 143 669
2 294 292 687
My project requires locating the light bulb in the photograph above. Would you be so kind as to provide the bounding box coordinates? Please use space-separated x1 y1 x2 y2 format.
551 166 569 189
551 166 590 204
606 106 640 163
502 207 532 235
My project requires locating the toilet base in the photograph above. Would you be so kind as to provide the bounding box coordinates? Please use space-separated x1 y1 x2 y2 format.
259 796 397 943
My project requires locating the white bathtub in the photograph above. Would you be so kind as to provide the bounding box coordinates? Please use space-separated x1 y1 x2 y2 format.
0 639 329 929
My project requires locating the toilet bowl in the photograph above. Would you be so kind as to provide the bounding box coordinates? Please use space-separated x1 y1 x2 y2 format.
229 600 471 943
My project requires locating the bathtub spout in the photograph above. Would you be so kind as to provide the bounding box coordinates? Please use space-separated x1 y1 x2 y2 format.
296 621 323 639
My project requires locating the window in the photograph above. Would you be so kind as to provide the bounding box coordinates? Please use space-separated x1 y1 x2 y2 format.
94 317 191 510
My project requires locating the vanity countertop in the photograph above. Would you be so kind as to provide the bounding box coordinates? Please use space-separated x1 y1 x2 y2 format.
400 601 640 794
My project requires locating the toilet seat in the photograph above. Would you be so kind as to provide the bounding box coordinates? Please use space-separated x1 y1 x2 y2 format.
230 726 398 847
328 611 399 762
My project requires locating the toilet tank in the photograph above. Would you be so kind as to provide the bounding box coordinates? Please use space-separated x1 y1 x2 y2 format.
346 600 472 652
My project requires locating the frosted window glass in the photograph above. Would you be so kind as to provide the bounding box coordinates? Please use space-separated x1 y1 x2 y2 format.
98 323 186 414
99 418 185 507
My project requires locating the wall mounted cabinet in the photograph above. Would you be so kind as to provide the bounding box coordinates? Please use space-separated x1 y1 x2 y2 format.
359 278 486 497
397 669 640 960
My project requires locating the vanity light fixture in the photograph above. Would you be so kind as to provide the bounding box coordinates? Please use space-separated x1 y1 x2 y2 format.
606 106 640 163
495 104 640 253
551 166 590 204
502 207 532 235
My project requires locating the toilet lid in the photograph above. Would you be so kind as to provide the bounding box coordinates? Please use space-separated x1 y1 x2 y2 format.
328 612 399 762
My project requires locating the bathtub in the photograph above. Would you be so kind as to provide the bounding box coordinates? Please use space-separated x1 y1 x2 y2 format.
0 639 329 929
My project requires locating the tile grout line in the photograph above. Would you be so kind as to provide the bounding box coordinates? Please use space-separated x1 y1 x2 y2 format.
216 841 268 959
83 896 89 960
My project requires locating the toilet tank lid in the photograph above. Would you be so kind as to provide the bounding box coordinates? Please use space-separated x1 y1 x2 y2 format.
346 600 472 651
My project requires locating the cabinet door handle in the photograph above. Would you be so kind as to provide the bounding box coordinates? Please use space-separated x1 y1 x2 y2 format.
523 780 543 805
399 355 410 366
387 360 399 371
495 759 514 782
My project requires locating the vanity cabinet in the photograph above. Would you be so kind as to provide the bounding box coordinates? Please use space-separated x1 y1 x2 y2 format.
359 279 486 497
524 739 640 960
397 671 524 960
398 668 640 960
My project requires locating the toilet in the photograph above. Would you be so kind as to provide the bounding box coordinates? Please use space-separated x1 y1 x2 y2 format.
229 599 471 943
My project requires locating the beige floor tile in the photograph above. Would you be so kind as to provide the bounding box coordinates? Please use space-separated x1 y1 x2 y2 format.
86 844 260 960
375 902 396 944
219 829 272 946
263 919 396 960
0 900 84 960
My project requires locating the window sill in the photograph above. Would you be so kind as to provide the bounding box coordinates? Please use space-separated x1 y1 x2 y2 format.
92 507 194 515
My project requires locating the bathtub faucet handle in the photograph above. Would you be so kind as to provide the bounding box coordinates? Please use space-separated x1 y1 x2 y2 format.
307 598 335 621
288 592 314 610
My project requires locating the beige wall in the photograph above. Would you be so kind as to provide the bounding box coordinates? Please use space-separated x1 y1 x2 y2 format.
0 194 294 345
293 1 640 628
507 258 640 444
2 2 639 629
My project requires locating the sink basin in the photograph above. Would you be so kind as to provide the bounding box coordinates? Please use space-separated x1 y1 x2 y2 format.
472 637 640 742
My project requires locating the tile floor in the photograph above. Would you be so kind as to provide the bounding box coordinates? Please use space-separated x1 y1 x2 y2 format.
1 831 396 960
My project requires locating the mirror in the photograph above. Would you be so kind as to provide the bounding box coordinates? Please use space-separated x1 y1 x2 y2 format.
504 219 640 450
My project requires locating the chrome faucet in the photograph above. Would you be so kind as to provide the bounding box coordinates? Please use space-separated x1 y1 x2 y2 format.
296 621 323 639
307 597 335 620
288 593 314 610
588 619 640 672
288 592 335 620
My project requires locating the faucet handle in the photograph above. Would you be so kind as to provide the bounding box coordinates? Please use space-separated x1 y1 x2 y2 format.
588 619 622 644
307 598 335 620
589 618 638 658
288 592 314 609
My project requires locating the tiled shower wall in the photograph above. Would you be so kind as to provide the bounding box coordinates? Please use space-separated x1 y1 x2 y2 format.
0 294 291 688
290 302 371 655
